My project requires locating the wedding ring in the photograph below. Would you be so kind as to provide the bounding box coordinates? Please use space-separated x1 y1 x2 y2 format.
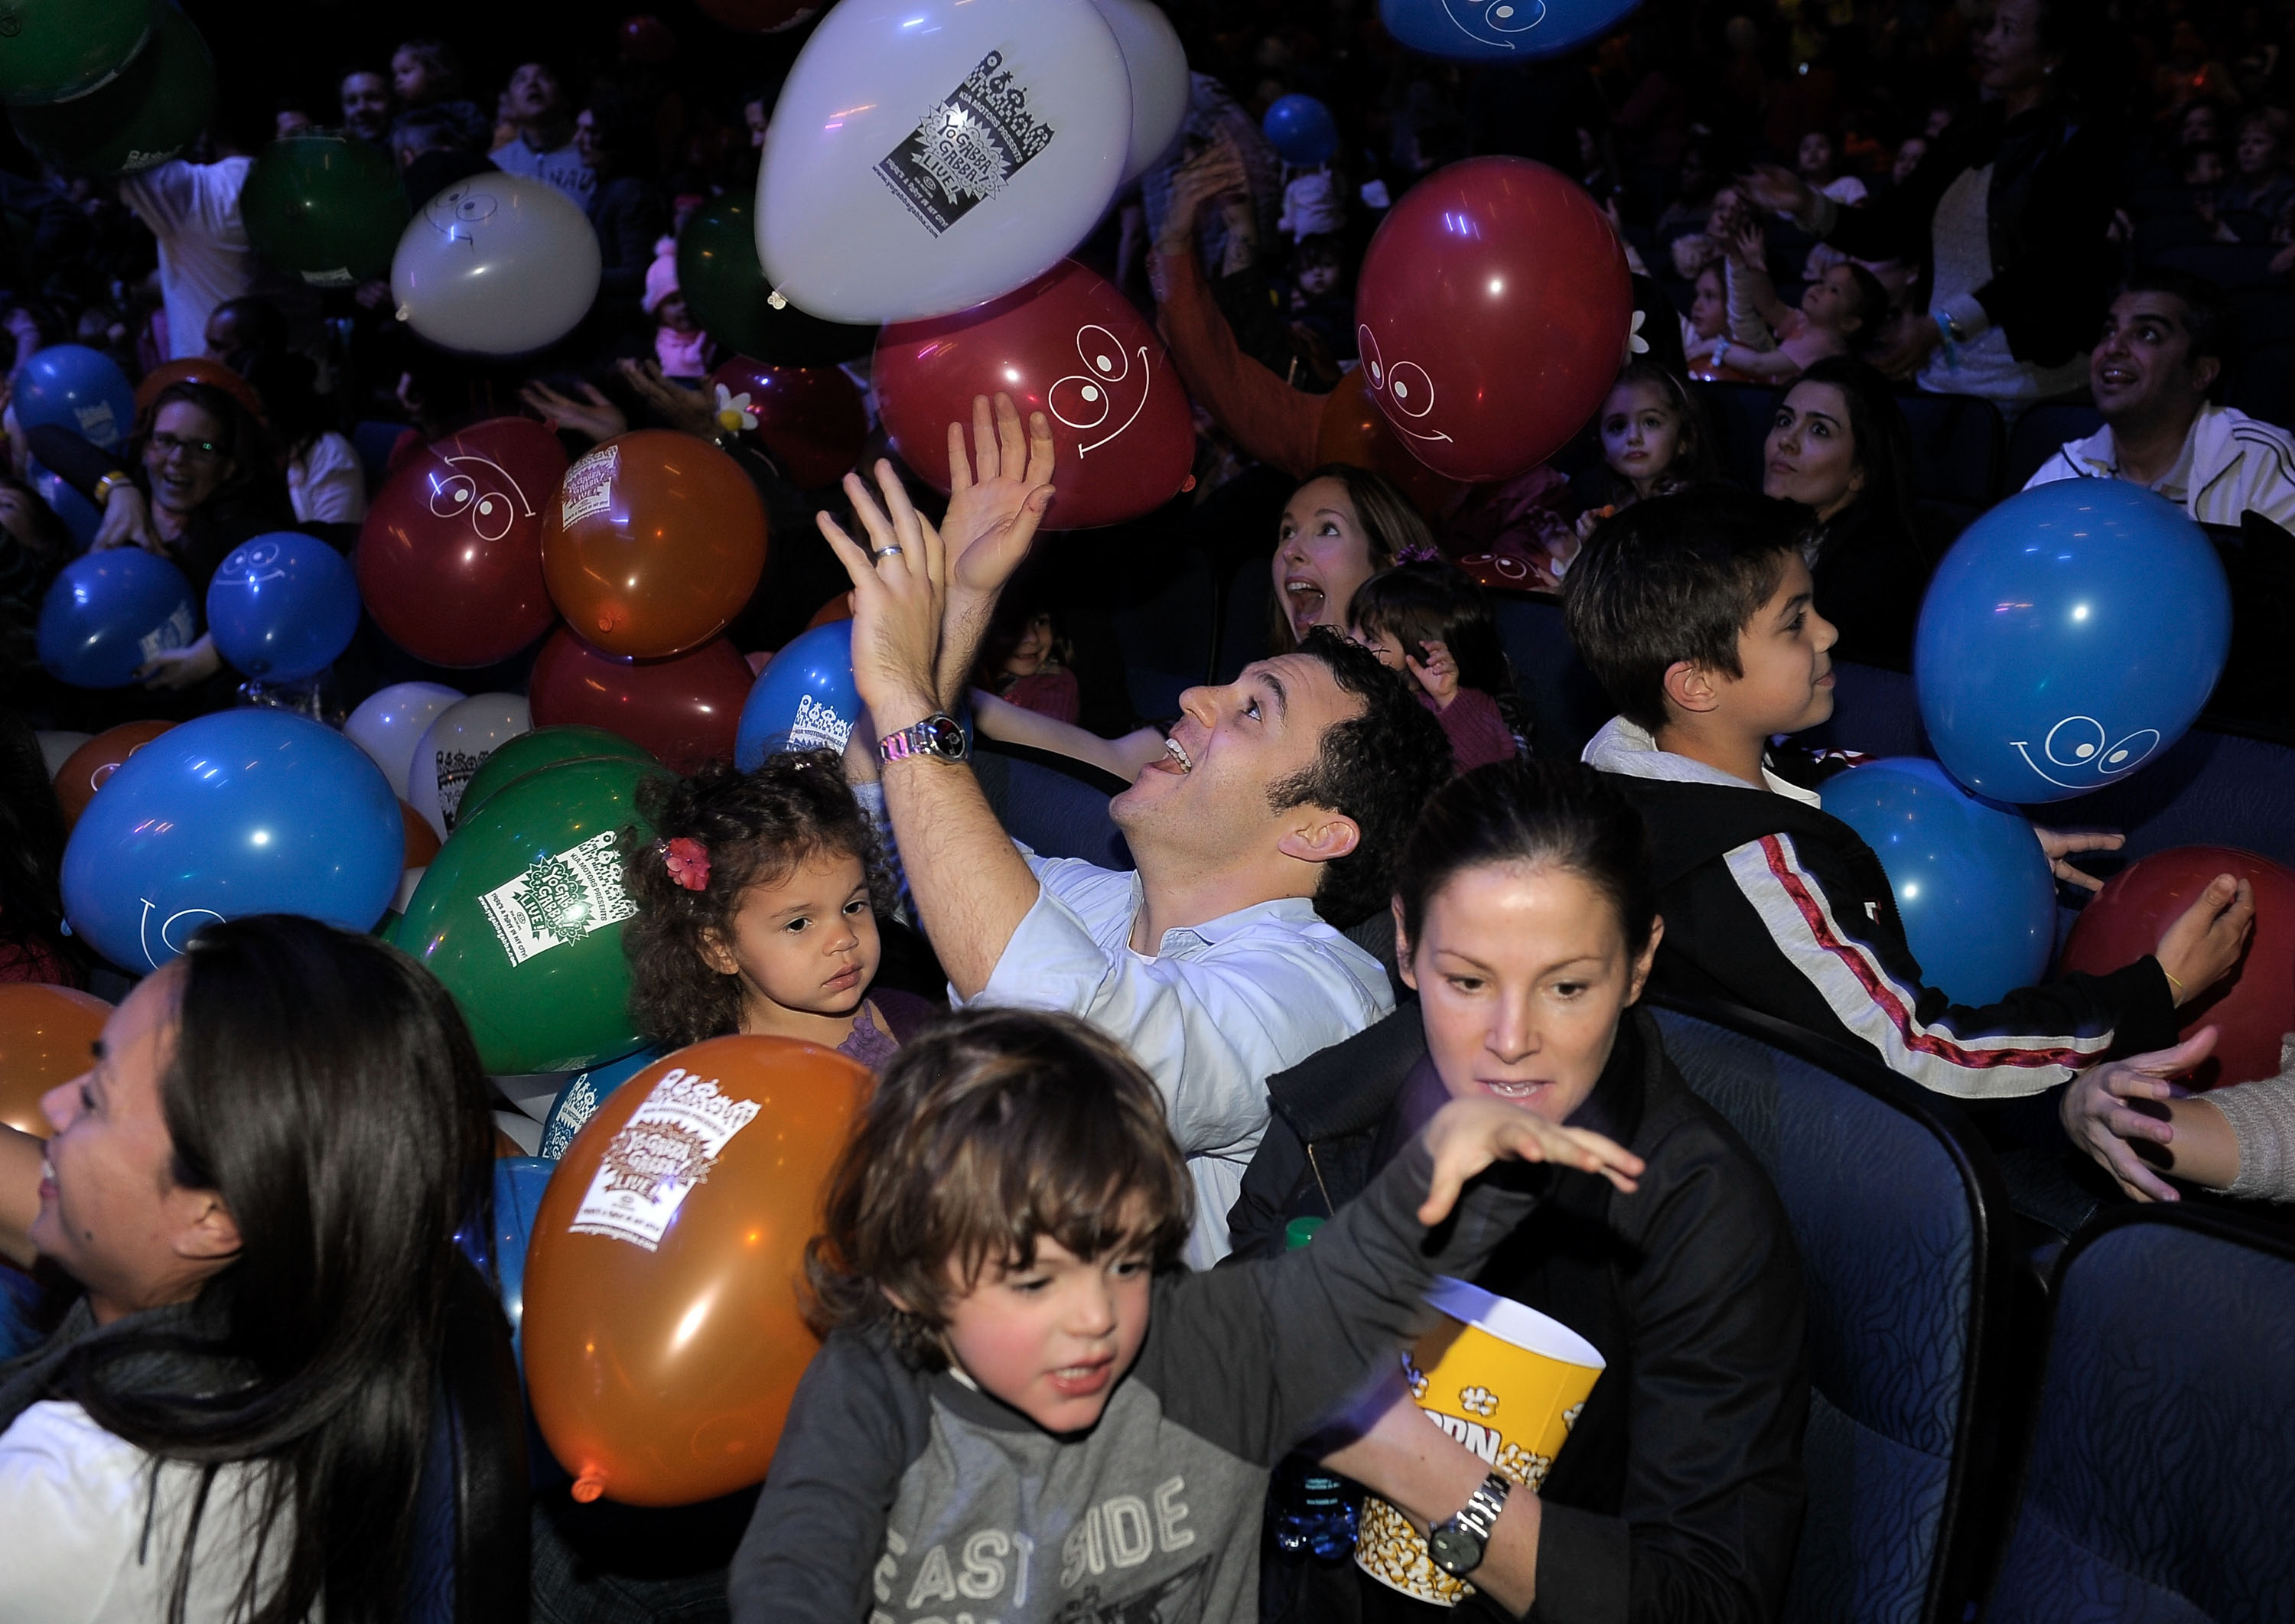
871 545 903 561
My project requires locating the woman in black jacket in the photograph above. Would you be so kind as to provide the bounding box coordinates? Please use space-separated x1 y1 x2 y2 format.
1740 0 2119 411
1229 758 1808 1624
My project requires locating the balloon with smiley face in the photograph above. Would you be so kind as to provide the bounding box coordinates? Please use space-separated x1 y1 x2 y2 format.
1378 0 1646 63
391 174 601 355
1915 480 2232 805
206 530 361 682
1354 157 1633 483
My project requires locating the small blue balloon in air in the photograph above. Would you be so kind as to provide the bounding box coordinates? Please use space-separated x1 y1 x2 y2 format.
1821 757 2056 1005
538 1045 663 1161
1914 480 2230 805
61 708 402 972
206 530 360 682
13 342 135 451
1379 0 1646 64
491 1156 556 1363
37 547 197 688
736 619 860 770
1262 94 1339 166
27 457 101 548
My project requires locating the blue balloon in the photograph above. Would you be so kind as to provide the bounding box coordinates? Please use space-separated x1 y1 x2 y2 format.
1821 757 2056 1005
28 457 100 548
206 530 360 682
490 1156 556 1361
37 547 197 688
537 1044 662 1160
13 342 135 451
61 708 402 972
1262 94 1339 166
1915 480 2231 805
736 619 859 770
1379 0 1645 63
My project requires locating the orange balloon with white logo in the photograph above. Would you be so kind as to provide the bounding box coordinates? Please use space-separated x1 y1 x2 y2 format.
522 1035 871 1505
53 720 174 829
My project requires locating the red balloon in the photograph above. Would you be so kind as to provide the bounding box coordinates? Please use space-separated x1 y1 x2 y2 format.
695 0 818 31
2059 845 2295 1089
54 720 174 829
708 356 867 490
619 13 676 62
541 430 767 659
1315 366 1471 522
135 357 267 423
529 629 753 775
357 418 565 667
876 259 1195 531
1355 157 1633 482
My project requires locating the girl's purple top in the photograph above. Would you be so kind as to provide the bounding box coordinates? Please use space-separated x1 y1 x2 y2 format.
1421 685 1520 772
835 988 936 1071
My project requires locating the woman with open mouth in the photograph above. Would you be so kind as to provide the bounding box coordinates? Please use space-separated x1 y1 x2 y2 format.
1265 463 1435 656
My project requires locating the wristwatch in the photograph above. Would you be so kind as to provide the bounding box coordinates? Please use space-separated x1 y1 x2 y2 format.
877 712 970 766
1427 1471 1512 1578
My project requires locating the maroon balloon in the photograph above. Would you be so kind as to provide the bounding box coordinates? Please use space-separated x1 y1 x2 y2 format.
620 13 675 62
875 259 1194 531
709 356 868 490
1354 157 1633 483
528 629 753 774
356 418 565 667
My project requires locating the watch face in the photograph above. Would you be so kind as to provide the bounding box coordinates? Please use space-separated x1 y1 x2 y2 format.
924 715 967 758
1427 1523 1482 1577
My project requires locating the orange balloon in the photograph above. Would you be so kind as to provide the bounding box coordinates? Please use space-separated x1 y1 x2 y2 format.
134 357 266 423
399 799 441 869
1316 366 1473 522
805 591 853 630
540 429 767 659
0 984 112 1137
522 1035 871 1506
54 720 174 830
494 1125 529 1157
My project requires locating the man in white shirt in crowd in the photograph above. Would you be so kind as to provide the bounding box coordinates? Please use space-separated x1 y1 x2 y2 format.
826 397 1455 1268
2026 268 2295 530
118 141 259 362
487 62 593 212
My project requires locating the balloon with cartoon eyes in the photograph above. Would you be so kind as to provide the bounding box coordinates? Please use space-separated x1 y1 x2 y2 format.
1354 156 1631 483
358 417 568 668
206 531 360 682
874 258 1194 529
1379 0 1643 64
391 172 600 356
1915 480 2231 805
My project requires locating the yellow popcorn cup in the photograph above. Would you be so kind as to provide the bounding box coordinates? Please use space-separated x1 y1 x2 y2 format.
1355 1277 1606 1606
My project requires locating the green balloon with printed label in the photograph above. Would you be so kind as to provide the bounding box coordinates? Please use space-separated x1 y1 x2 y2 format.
389 754 670 1074
0 0 154 106
7 2 210 175
457 725 659 828
243 131 411 288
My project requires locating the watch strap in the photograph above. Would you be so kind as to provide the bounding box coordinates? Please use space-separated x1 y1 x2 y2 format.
877 713 968 765
1429 1471 1512 1577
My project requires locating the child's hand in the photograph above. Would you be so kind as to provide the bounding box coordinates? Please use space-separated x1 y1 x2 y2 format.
2033 826 2124 893
521 377 628 444
1416 1098 1645 1227
1405 640 1459 708
1731 221 1768 272
2153 874 2257 1005
2059 1027 2212 1203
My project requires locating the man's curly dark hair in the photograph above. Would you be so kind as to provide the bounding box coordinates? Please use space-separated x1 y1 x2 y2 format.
1269 626 1456 927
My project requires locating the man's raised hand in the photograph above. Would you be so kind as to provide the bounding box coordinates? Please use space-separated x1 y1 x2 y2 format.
816 461 949 729
942 392 1056 602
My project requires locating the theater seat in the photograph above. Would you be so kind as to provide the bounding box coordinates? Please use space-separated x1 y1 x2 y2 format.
1898 392 2005 509
2003 405 2105 494
1490 594 1611 760
1694 380 1782 490
405 1255 531 1623
1649 998 2016 1624
1981 1208 2295 1623
974 738 1134 871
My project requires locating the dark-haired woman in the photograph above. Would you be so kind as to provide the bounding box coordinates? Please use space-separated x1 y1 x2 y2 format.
1760 355 1935 670
0 914 495 1620
27 380 292 698
1230 759 1807 1623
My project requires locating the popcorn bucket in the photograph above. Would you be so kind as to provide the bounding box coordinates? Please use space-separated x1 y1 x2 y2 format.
1355 1277 1605 1605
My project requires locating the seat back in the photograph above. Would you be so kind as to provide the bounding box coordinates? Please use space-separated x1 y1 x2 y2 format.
1490 594 1611 759
1695 380 1782 490
405 1255 531 1623
2002 405 2105 494
1983 1209 2295 1624
1898 392 2005 509
973 740 1133 870
1649 999 2013 1624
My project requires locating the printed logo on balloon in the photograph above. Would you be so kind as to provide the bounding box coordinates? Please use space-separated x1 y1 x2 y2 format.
2010 716 2163 792
1355 327 1452 448
874 49 1056 238
1048 324 1153 457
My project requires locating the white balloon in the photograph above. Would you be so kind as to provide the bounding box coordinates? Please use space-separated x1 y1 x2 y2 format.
391 174 602 356
409 693 531 840
345 682 464 802
757 0 1132 324
1089 0 1190 182
36 731 92 779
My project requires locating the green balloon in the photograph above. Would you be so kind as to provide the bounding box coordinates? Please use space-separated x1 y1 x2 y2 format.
0 0 153 106
242 131 410 287
458 725 659 828
678 194 875 366
389 755 670 1074
7 2 207 175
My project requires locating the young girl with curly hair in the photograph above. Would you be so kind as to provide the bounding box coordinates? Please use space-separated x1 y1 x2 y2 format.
621 750 932 1069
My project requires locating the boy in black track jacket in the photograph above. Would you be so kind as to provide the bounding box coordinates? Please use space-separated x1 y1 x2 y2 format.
1562 490 2256 1102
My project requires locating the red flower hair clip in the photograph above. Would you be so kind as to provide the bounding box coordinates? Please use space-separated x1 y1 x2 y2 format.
662 837 711 892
